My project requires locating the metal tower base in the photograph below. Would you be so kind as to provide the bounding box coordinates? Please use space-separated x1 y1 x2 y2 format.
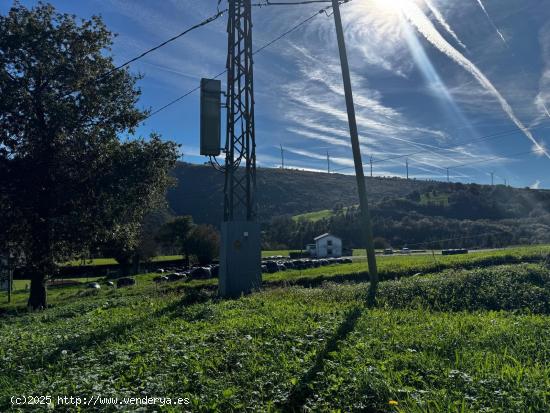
219 221 261 297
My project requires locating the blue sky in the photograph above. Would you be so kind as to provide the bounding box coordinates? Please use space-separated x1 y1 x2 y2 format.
3 0 550 188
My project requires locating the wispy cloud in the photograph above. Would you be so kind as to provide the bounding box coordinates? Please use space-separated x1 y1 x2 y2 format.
398 0 550 158
423 0 466 49
473 0 507 46
530 180 541 189
534 22 550 122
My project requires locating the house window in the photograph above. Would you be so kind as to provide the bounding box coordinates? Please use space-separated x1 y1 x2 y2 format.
327 240 333 246
327 248 333 255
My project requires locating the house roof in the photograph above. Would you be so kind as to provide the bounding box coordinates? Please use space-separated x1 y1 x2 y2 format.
314 233 340 241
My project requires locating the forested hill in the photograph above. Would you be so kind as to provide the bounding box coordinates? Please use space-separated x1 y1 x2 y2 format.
167 162 443 224
167 162 550 227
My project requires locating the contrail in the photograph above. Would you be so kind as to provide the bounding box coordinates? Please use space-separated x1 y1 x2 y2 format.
423 0 466 49
474 0 507 46
398 0 550 159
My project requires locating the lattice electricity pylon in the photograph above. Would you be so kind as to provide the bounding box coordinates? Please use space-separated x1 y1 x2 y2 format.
224 0 257 222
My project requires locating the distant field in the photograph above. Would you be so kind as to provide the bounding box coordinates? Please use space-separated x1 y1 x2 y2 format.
264 245 550 285
3 245 549 310
11 277 104 293
1 256 549 411
420 192 449 206
292 209 333 222
292 205 357 222
63 255 184 267
261 250 300 258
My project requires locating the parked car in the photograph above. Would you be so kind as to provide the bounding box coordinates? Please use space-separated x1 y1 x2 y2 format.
384 248 394 255
277 263 287 271
87 282 101 289
153 275 169 283
116 277 135 288
210 264 220 278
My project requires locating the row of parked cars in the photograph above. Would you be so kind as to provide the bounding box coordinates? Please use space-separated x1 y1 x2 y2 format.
261 257 352 273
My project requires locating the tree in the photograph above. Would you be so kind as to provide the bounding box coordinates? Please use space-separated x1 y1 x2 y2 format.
157 216 195 267
0 2 179 308
102 209 173 276
188 225 220 265
373 237 390 249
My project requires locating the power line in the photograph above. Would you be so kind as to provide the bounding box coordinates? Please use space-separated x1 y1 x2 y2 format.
372 120 550 165
55 8 228 102
258 0 333 5
331 119 550 173
451 148 543 168
99 10 227 82
147 69 227 118
145 0 351 121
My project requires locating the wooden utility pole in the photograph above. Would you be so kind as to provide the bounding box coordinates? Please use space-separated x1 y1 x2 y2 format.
331 0 378 305
327 150 331 173
280 144 285 169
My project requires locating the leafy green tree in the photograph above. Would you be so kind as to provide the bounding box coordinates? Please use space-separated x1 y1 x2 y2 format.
188 225 220 265
157 216 195 267
373 237 390 249
0 2 179 308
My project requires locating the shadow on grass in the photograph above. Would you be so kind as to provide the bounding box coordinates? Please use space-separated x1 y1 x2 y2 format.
5 287 215 385
278 307 379 413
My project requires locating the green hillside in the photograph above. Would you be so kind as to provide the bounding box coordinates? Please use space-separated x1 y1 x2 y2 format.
167 163 442 224
167 163 550 249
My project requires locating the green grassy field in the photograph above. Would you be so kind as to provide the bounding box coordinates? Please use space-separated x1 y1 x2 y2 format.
1 246 549 412
292 209 333 222
292 205 357 222
63 255 184 267
261 250 300 258
420 192 449 207
3 246 549 310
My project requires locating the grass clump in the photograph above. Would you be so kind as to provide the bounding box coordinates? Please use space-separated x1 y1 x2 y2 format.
378 263 550 313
